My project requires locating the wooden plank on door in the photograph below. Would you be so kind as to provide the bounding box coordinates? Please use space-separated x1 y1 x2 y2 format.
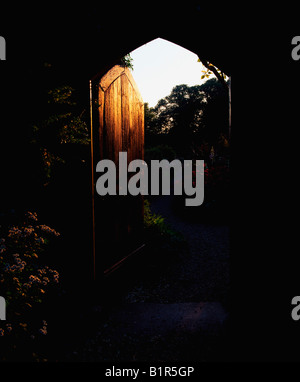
96 65 144 275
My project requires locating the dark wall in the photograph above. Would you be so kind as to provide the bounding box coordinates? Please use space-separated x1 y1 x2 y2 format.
2 3 300 361
0 3 235 207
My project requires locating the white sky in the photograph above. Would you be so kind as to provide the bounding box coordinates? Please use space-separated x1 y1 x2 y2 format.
129 38 207 108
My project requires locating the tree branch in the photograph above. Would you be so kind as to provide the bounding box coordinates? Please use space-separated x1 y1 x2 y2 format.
200 58 228 90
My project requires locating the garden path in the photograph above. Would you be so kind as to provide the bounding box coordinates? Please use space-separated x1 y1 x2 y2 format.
130 195 230 304
62 195 230 362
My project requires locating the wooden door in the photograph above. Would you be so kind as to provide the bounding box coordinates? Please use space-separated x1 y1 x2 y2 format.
96 65 144 274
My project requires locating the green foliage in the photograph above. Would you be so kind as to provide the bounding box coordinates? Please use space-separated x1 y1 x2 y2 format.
144 199 166 231
145 80 229 159
58 115 90 145
48 85 76 105
31 83 90 183
144 102 166 147
143 199 186 258
120 54 134 70
197 58 228 84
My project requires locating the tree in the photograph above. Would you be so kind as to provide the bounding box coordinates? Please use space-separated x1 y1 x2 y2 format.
145 80 229 160
144 102 161 144
198 58 231 139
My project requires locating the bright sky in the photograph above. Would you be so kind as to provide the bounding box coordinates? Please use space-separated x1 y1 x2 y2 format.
130 38 207 108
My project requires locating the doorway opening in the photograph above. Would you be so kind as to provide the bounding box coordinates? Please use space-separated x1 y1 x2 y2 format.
95 37 230 306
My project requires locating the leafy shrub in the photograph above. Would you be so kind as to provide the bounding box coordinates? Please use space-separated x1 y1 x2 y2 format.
31 83 90 183
143 199 186 263
0 211 60 359
120 54 134 70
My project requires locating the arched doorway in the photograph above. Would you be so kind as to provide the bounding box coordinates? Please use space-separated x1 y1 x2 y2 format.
90 37 230 282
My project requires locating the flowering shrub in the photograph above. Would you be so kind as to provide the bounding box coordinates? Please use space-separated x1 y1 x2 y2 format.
203 164 230 199
0 211 60 354
191 163 229 188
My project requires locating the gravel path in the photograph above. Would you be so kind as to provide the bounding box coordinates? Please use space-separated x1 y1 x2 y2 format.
62 196 230 362
124 195 230 304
